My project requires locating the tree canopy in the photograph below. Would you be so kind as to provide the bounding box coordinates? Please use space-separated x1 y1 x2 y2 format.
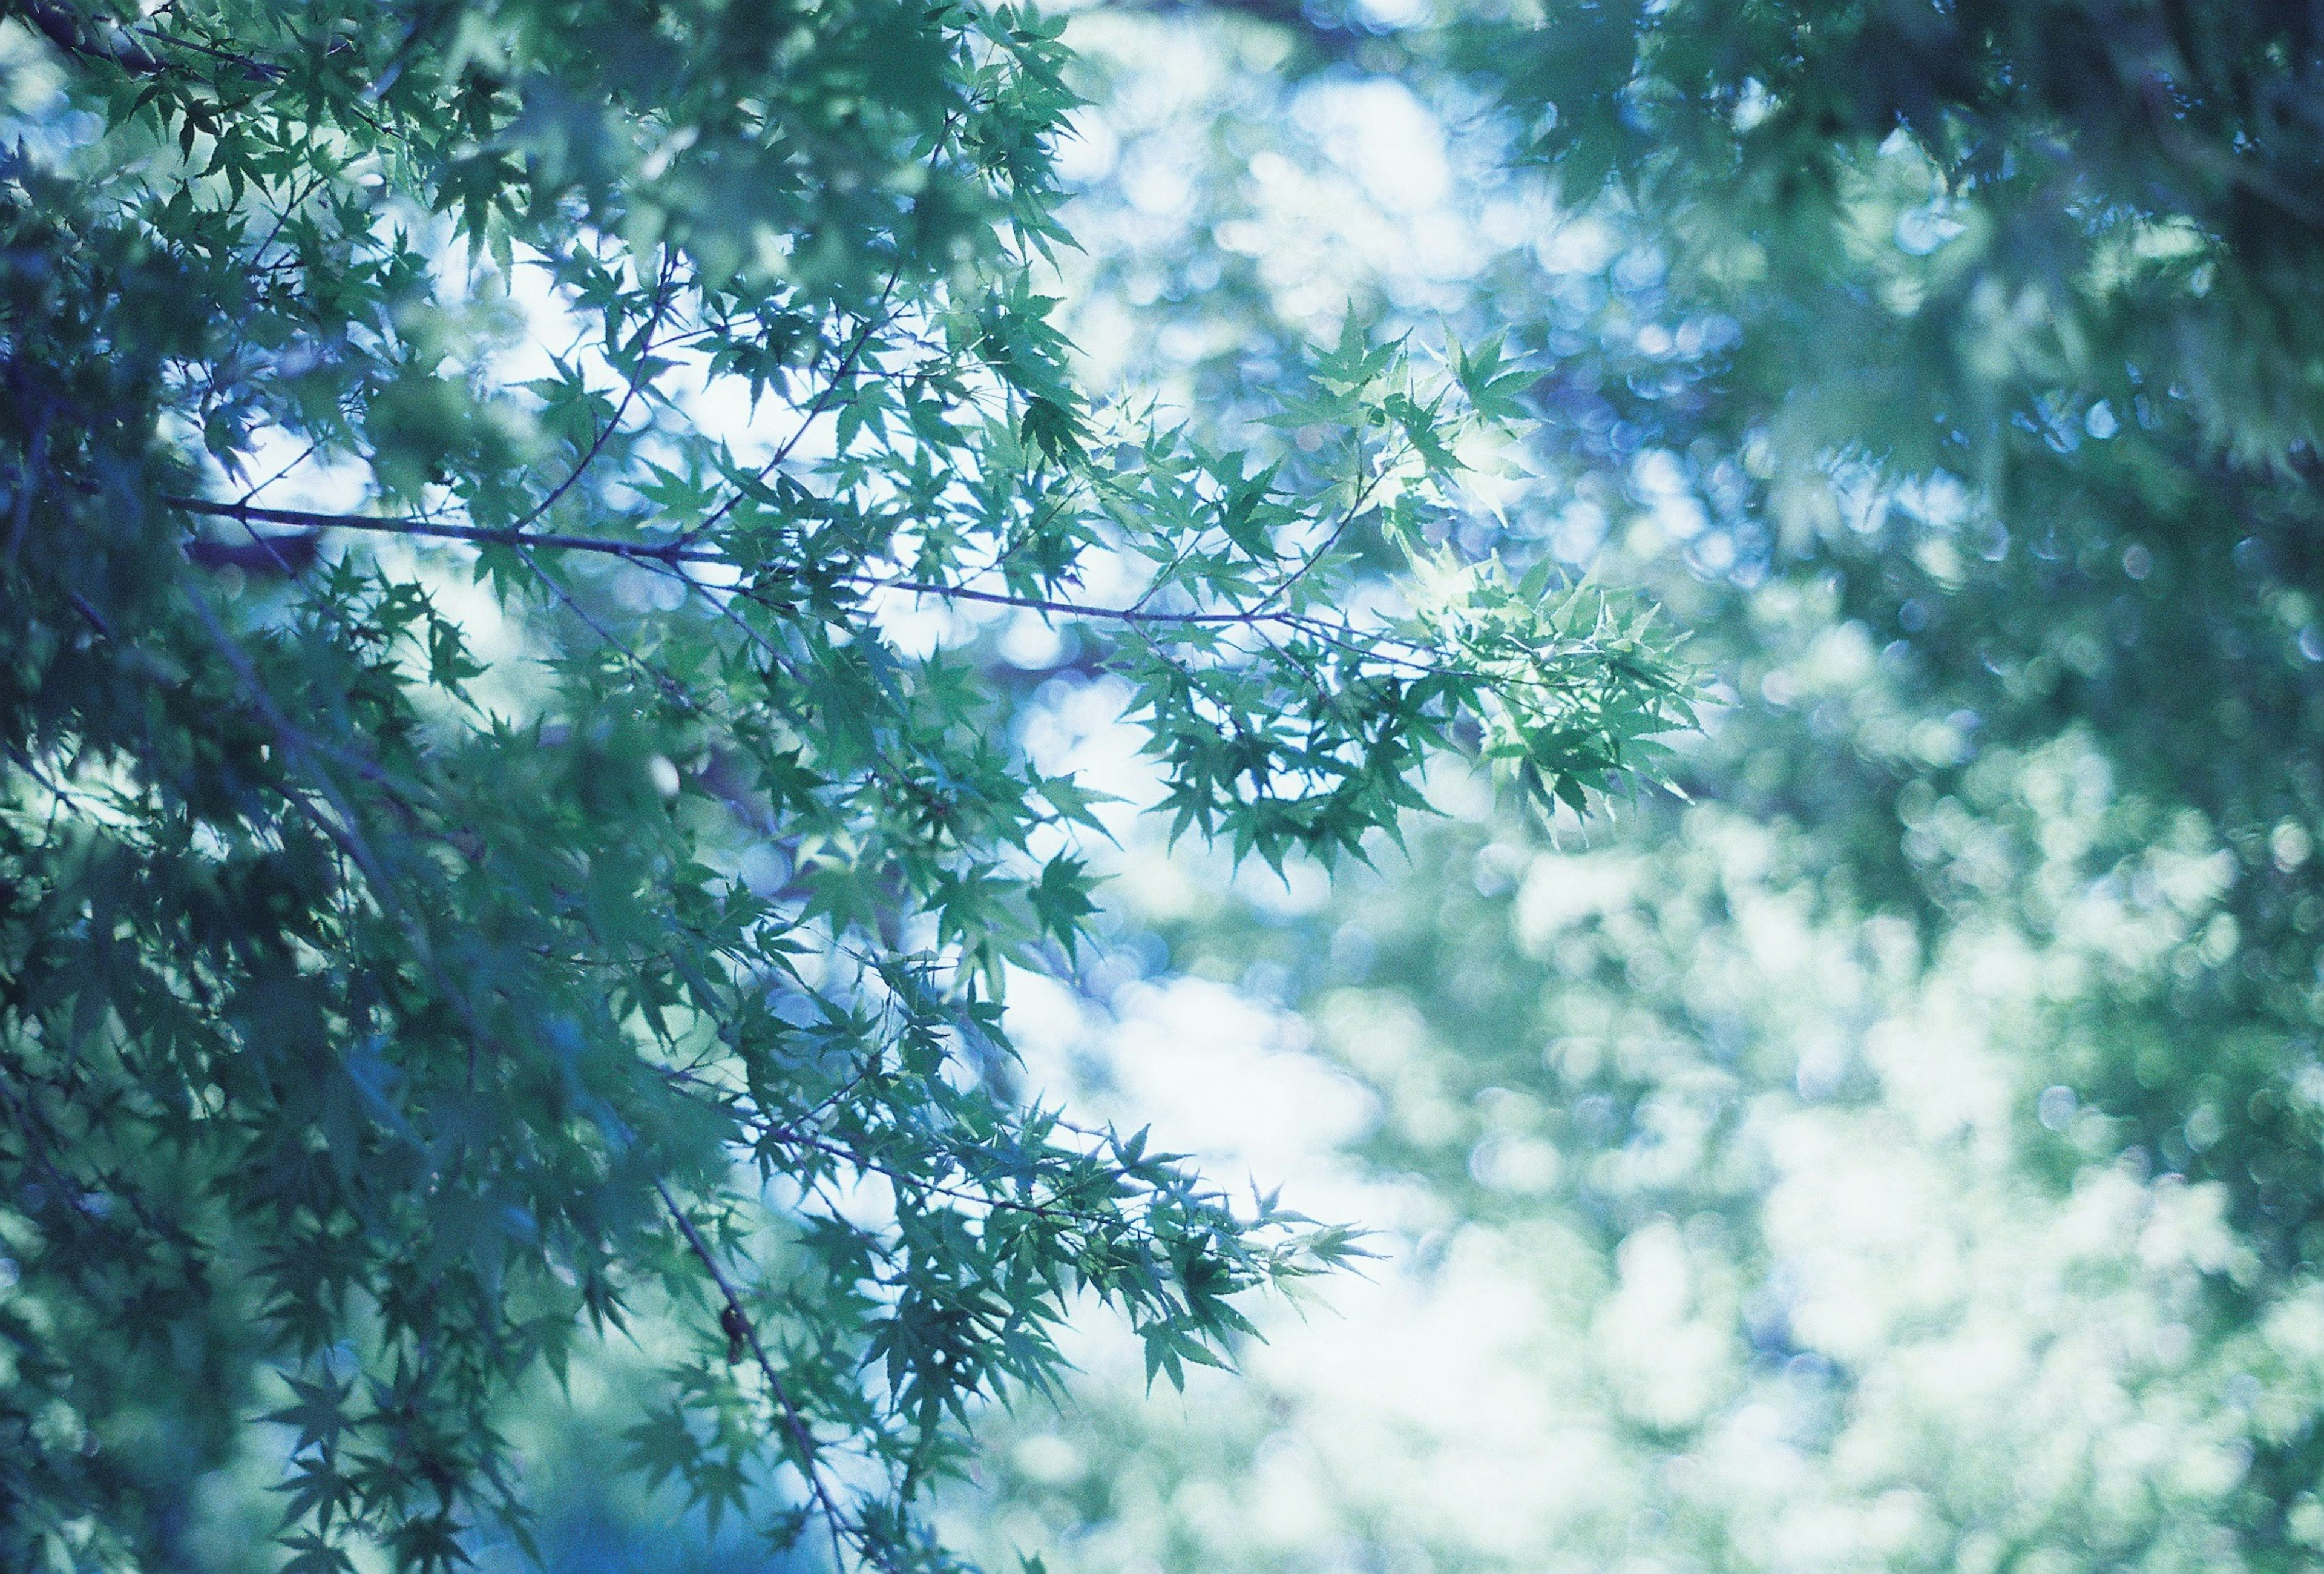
0 2 1690 1570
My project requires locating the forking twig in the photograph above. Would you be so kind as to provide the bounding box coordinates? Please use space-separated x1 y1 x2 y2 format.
653 1180 876 1574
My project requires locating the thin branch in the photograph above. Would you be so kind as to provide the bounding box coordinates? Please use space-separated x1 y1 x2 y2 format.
130 18 287 82
234 433 324 506
2 740 87 809
664 1070 1139 1230
179 584 401 898
513 253 683 533
179 566 522 1085
681 101 962 547
652 1180 866 1574
681 274 905 545
168 493 1585 693
1241 426 1396 619
513 541 701 714
168 495 725 562
858 572 1267 627
167 493 1301 625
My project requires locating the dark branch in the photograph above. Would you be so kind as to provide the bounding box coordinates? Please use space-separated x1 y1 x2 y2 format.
167 495 725 564
16 2 287 81
165 493 1299 627
185 531 321 576
169 491 1531 688
654 1181 870 1574
17 1 171 73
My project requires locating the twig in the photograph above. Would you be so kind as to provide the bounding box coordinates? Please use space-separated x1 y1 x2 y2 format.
168 495 724 562
513 254 683 533
681 272 904 545
680 101 963 546
661 1069 1138 1230
165 494 1347 628
652 1180 867 1574
179 585 401 897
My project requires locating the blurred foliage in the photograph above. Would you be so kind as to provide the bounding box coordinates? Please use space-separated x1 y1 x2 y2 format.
0 1 1689 1570
908 4 2324 1574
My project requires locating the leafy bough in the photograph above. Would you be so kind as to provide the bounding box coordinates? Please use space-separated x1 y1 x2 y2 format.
0 5 1693 1570
163 323 1692 872
30 326 1687 1573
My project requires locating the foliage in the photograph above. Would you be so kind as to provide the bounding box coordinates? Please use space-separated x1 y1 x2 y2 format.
0 2 1693 1570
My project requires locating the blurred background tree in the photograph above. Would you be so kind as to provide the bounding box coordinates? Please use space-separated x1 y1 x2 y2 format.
914 5 2324 1574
